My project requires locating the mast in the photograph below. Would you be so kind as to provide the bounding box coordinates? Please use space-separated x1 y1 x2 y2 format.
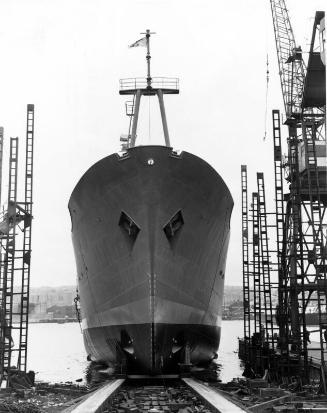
145 29 152 88
120 30 179 149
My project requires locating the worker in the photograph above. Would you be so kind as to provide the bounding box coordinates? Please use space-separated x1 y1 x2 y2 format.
304 329 311 344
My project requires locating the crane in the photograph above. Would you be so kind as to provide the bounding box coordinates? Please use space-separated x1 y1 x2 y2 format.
270 0 327 386
270 0 306 127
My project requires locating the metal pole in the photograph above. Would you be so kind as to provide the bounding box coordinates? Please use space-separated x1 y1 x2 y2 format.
157 89 170 147
130 90 142 147
288 137 302 353
0 127 3 207
17 104 35 372
146 29 151 88
241 165 251 361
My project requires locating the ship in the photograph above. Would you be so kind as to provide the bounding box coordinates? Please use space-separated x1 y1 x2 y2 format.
68 30 233 375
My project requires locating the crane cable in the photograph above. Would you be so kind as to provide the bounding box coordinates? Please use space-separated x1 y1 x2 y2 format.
264 54 270 141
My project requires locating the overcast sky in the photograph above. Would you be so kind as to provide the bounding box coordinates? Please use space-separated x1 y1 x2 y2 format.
0 0 324 287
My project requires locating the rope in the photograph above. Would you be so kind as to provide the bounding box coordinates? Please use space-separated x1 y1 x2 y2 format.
264 54 270 141
74 290 82 333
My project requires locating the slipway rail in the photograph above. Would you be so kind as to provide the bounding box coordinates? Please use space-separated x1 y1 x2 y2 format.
183 378 249 413
64 377 249 413
64 379 125 413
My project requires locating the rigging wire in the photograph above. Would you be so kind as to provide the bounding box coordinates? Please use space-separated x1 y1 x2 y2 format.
263 54 270 141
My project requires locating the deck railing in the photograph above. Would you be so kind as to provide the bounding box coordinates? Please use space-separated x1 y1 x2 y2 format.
119 77 179 91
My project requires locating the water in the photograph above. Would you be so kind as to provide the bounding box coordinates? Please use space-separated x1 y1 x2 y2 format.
27 322 87 383
25 320 244 384
218 320 244 382
307 326 322 343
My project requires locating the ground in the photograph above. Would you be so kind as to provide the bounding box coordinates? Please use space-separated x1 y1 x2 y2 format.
0 382 87 413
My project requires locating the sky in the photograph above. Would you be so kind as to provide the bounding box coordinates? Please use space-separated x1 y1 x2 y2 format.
0 0 324 287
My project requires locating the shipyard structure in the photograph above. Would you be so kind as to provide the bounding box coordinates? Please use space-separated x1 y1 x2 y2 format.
240 3 327 393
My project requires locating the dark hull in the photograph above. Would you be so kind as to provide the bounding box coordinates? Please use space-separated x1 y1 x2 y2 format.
69 146 233 374
84 324 221 374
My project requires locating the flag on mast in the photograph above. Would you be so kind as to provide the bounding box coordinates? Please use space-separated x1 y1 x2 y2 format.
129 37 147 48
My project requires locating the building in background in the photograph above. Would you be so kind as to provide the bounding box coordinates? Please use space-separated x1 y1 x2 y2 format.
13 286 76 322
